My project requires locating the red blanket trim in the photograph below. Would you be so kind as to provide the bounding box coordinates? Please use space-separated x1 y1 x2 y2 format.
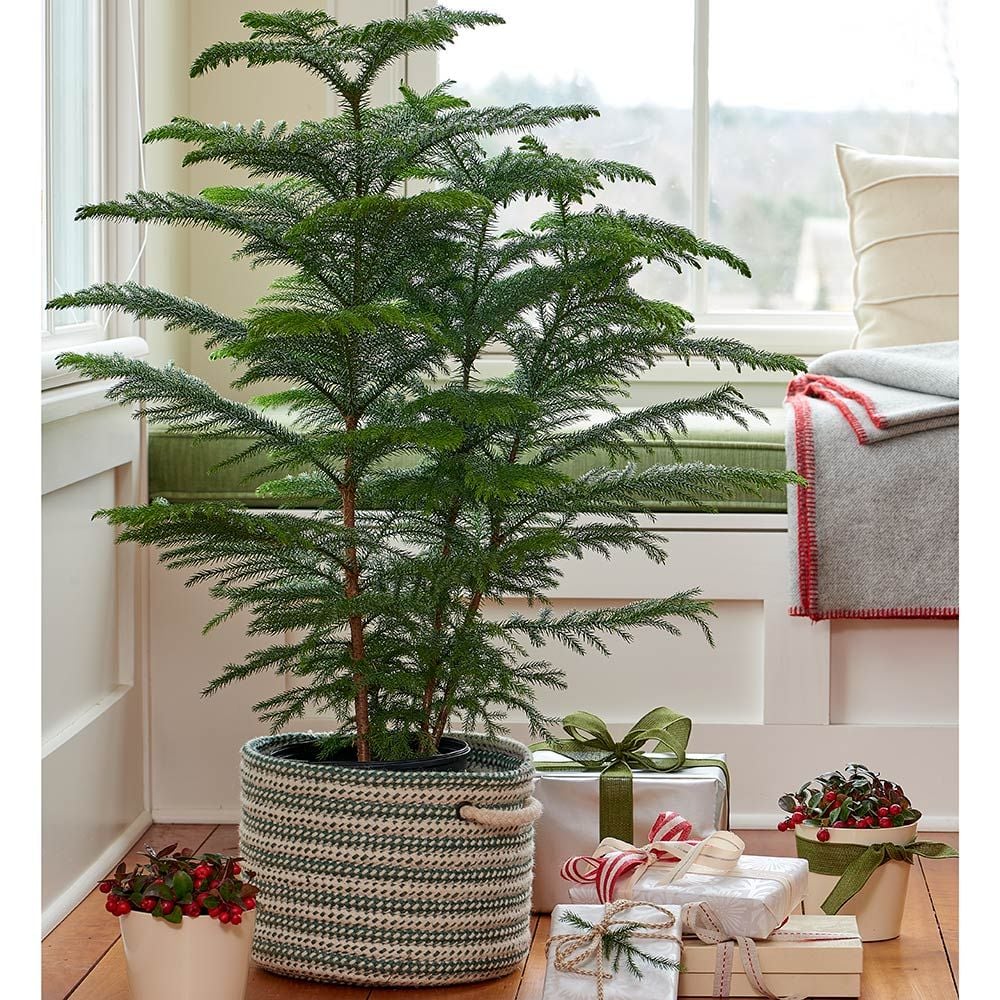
784 375 958 622
790 605 960 622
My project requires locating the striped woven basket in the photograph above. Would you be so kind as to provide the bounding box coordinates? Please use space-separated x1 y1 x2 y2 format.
240 732 542 986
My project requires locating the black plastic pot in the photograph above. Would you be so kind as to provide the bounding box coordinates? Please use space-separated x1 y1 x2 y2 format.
264 734 472 772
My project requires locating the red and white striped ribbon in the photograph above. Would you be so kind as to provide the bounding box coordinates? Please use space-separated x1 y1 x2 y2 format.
559 811 743 902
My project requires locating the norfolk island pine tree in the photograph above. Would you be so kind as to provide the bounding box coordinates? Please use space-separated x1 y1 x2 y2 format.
50 8 806 763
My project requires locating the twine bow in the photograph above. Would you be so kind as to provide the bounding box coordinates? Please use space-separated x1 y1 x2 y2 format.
547 899 679 1000
796 837 958 914
532 708 730 841
561 810 746 902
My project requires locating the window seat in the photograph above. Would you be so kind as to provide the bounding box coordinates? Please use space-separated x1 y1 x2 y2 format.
148 409 789 513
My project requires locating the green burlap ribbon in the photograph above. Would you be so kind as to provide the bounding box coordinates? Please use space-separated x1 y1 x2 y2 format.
796 836 959 915
530 708 730 842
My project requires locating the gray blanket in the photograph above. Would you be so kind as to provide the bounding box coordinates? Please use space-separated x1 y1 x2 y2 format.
785 342 958 620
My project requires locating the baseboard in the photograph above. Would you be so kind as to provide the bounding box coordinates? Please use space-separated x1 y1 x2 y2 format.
42 810 152 939
152 807 242 824
151 807 959 832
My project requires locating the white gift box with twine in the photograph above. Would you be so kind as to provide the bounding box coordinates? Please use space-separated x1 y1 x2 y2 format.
563 812 807 940
542 901 682 1000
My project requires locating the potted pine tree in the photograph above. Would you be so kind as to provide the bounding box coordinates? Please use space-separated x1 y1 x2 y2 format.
51 7 804 987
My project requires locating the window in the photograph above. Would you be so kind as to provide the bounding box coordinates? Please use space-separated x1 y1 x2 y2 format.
435 0 958 352
43 0 142 353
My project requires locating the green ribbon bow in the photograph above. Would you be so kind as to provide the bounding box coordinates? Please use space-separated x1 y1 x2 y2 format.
531 708 730 842
795 837 959 915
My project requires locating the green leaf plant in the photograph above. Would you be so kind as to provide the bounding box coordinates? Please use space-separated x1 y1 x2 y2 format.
50 8 805 762
98 845 258 924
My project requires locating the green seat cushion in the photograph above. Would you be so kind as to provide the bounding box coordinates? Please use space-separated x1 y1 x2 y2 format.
148 409 788 513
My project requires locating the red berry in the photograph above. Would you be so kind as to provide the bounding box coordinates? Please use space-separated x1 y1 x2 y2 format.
218 911 231 924
823 792 836 803
833 821 847 828
140 898 156 912
817 829 831 842
116 900 132 916
231 913 242 926
777 820 787 831
232 863 242 875
98 881 113 894
243 897 256 910
209 880 221 890
184 903 200 918
889 804 902 816
791 812 805 825
846 818 857 828
879 817 892 828
878 807 889 817
195 892 209 905
160 901 175 915
194 864 210 879
105 899 117 913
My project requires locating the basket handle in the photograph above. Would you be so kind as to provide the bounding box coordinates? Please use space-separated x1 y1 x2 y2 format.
458 796 544 829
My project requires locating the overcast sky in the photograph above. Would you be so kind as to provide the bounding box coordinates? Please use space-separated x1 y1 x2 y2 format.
441 1 958 114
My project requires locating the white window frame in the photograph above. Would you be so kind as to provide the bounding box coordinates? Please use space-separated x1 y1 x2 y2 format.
414 0 874 357
42 0 144 361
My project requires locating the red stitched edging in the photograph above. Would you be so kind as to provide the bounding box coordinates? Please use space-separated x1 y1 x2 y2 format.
790 605 959 621
786 378 819 617
806 374 888 429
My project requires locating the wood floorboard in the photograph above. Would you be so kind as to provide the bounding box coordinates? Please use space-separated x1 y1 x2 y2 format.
44 824 217 1000
919 831 958 989
50 825 960 1000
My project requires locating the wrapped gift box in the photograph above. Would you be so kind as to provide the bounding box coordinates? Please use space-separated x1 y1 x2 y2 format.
533 750 728 912
679 914 862 997
568 853 808 940
543 902 682 1000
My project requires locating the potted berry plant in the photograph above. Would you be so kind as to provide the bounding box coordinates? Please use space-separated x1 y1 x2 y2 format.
100 845 258 1000
778 764 957 941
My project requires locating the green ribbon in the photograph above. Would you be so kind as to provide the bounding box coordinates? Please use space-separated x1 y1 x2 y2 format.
795 836 959 915
530 708 731 842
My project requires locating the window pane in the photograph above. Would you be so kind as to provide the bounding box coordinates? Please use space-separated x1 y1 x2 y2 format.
48 0 97 328
707 0 958 313
438 0 694 305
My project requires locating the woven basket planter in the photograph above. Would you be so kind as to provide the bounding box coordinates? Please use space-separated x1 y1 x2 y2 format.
240 732 541 986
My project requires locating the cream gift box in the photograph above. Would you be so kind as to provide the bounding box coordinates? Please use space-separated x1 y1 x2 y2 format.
679 914 863 998
567 851 808 940
532 750 728 912
542 902 682 1000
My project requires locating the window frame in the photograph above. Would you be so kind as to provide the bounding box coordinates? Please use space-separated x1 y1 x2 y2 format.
417 0 908 356
42 0 144 358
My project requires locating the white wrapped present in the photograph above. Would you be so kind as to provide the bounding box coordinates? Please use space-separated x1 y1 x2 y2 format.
563 814 808 940
532 709 728 913
543 901 681 1000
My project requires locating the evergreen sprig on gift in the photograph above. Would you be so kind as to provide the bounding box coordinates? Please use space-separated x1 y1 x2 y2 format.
49 7 805 762
561 910 681 980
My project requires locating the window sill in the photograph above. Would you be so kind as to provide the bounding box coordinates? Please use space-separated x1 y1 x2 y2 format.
41 336 149 424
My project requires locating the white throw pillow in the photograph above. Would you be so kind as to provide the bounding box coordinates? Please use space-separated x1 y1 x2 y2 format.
836 143 958 349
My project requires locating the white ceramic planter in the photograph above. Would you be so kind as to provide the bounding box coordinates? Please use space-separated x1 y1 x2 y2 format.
796 821 917 942
119 908 255 1000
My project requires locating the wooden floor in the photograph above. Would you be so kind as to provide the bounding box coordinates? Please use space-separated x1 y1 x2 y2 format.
44 825 958 999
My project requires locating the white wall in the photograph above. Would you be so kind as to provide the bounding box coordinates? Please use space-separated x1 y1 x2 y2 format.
42 382 150 935
147 513 959 828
